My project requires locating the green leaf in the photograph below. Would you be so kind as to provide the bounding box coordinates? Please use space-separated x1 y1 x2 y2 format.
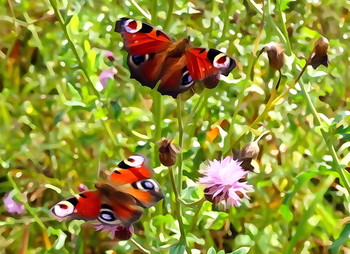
64 101 86 107
170 242 186 254
230 247 250 254
48 227 67 250
84 40 96 72
69 14 79 34
67 82 82 100
279 204 293 222
280 0 296 11
329 223 350 254
207 247 217 254
110 101 121 118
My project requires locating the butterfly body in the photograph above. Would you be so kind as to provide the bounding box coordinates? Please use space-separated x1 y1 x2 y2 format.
50 155 163 227
115 18 236 97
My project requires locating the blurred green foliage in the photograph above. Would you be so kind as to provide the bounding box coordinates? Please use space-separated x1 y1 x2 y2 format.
0 0 350 253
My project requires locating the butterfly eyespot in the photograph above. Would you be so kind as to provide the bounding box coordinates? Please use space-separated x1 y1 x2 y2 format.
124 19 142 33
134 179 160 192
51 200 75 218
131 54 149 65
123 155 145 168
181 71 193 87
213 53 230 69
98 208 119 224
141 180 154 190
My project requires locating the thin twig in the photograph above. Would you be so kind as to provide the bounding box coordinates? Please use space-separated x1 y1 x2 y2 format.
129 238 151 254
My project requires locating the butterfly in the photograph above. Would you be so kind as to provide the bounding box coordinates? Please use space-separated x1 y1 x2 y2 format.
50 155 163 227
115 17 236 98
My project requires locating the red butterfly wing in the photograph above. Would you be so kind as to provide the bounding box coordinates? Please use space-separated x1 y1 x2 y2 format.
50 155 163 227
115 18 236 97
116 18 174 91
186 48 236 88
50 190 102 222
115 18 172 56
110 154 153 184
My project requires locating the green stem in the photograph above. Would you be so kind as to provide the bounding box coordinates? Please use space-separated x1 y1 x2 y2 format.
176 97 184 191
130 0 151 20
48 0 100 99
169 166 188 252
129 238 151 254
102 121 117 147
151 0 158 23
221 0 233 40
188 200 205 233
152 83 162 166
276 0 292 54
249 70 283 128
183 93 206 129
163 0 174 30
299 80 350 194
247 0 263 15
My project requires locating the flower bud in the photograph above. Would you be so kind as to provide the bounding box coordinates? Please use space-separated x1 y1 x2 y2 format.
310 36 329 69
77 184 88 192
103 50 116 61
259 42 285 70
158 138 179 166
241 141 260 159
233 141 260 171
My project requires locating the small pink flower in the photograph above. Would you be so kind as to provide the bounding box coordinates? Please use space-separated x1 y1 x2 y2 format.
3 192 25 214
99 68 117 87
77 184 88 192
92 222 134 240
103 50 116 61
198 157 253 208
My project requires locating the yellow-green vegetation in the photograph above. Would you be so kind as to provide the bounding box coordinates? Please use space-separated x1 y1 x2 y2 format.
1 0 349 253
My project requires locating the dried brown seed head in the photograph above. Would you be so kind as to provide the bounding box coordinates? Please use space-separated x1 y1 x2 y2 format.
310 37 329 69
241 141 260 159
158 138 179 166
260 42 285 70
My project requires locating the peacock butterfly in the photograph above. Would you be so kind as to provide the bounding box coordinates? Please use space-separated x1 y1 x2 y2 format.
115 17 236 98
50 155 163 227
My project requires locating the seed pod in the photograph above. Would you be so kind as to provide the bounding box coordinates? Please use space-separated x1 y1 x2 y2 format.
241 141 260 159
233 141 261 171
310 37 329 69
158 138 179 166
259 42 285 70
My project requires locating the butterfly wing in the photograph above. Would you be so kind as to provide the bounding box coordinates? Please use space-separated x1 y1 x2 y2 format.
95 178 163 225
108 154 163 208
50 189 143 227
156 48 237 97
50 154 163 227
115 18 173 89
50 190 102 222
186 48 236 88
115 17 172 56
115 18 192 96
110 154 154 184
94 182 144 226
